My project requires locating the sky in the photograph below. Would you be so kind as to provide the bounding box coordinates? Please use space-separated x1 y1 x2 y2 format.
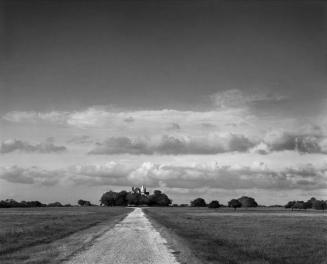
1 0 327 205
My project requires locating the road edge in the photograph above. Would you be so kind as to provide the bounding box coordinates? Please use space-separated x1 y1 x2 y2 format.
142 208 202 264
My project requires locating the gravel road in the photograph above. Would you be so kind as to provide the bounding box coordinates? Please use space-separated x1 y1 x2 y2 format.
66 208 179 264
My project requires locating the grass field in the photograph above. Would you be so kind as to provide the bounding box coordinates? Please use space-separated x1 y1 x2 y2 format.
0 206 132 263
144 207 327 264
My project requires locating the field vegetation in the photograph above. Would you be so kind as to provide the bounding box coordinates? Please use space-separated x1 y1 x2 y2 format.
144 207 327 264
0 206 131 263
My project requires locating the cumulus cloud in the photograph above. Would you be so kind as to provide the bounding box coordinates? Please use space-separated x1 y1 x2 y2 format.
0 139 66 154
0 166 62 186
2 161 325 191
250 129 325 154
88 134 256 155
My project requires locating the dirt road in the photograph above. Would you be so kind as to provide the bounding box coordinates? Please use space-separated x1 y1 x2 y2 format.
66 208 179 264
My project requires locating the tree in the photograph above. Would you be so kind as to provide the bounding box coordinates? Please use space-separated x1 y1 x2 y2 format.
292 201 305 210
126 192 141 206
47 202 63 207
78 199 92 206
208 200 220 209
312 200 327 210
115 191 129 206
238 196 258 207
304 197 316 209
228 199 241 210
190 198 206 207
100 191 118 206
285 201 296 209
148 191 172 206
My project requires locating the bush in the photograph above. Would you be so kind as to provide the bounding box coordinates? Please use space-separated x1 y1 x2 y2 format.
191 198 206 207
208 200 220 209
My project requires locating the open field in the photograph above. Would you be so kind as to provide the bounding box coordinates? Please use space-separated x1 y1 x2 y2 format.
0 206 132 264
144 207 327 264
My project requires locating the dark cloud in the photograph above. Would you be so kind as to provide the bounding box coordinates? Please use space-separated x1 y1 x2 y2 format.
0 139 66 154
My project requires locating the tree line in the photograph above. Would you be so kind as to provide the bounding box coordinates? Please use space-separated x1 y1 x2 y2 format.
189 196 258 210
0 199 74 208
0 195 326 210
285 197 327 210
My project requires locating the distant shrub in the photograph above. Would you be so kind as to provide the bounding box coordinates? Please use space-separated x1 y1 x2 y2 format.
191 198 206 207
208 200 220 209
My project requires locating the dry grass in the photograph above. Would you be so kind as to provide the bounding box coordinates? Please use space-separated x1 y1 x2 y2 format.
0 206 132 263
144 207 327 264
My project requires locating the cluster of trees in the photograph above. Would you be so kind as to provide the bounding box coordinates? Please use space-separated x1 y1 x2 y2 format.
190 196 258 210
228 196 258 210
0 199 73 208
77 199 93 206
190 198 222 208
285 197 327 210
100 190 172 206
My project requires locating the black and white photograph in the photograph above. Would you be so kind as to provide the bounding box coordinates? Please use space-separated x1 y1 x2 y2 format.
0 0 326 263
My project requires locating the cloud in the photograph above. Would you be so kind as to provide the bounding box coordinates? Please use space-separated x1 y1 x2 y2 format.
2 107 250 133
167 122 181 131
201 123 216 129
124 116 135 123
67 135 93 145
211 89 286 109
89 137 152 155
88 134 256 155
250 130 325 154
2 161 325 191
0 139 67 154
0 166 62 186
